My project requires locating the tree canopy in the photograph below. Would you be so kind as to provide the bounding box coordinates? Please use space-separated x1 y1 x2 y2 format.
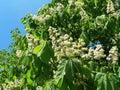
0 0 120 90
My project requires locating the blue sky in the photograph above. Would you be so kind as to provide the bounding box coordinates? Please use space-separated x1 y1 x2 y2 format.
0 0 51 50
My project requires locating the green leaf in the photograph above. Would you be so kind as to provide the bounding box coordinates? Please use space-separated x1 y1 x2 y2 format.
65 59 74 81
54 59 81 89
97 76 104 90
55 60 67 88
88 61 98 71
108 77 115 90
103 75 107 90
82 65 91 78
80 31 89 44
0 65 3 68
33 41 45 54
21 17 26 24
43 80 59 90
109 73 119 90
118 67 120 78
60 79 69 90
5 79 9 83
96 73 119 90
94 0 98 6
37 41 54 63
24 23 31 32
57 77 64 88
72 59 81 72
94 72 103 81
26 69 33 85
13 75 17 80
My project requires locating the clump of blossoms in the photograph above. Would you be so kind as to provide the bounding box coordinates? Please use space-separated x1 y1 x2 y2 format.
68 0 73 5
115 32 120 40
107 0 115 13
68 0 84 7
93 45 106 60
82 44 106 60
16 50 23 58
44 14 51 20
75 1 84 7
36 86 42 90
26 33 39 52
48 26 87 60
106 46 118 63
56 3 64 12
106 0 120 18
32 14 52 23
1 79 22 90
80 8 89 21
111 10 120 18
96 15 106 28
49 8 57 14
32 15 45 23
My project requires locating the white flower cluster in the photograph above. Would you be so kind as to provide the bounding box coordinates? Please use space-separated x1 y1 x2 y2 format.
32 15 51 23
49 8 57 15
96 15 106 28
107 0 115 13
48 26 87 60
82 44 106 60
56 3 64 12
68 0 84 7
82 47 94 59
106 46 118 63
45 15 51 20
80 8 89 20
98 15 106 20
26 33 39 51
36 86 42 90
32 15 44 23
111 10 120 18
1 79 22 90
16 50 23 58
93 45 106 60
75 1 84 7
68 0 73 5
115 32 120 40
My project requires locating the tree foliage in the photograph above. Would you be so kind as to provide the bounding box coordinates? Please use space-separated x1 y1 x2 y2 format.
0 0 120 90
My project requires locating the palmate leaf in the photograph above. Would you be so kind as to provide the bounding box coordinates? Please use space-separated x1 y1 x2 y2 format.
54 59 81 89
33 41 45 54
54 60 67 88
43 80 59 90
95 72 103 81
65 59 74 81
109 73 120 90
33 41 54 64
95 73 119 90
97 75 104 90
118 67 120 78
38 41 54 63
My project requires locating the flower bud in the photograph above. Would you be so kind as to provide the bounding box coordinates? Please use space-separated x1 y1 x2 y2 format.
16 50 23 58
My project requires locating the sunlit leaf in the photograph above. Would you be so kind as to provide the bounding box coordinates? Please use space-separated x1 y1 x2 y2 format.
37 41 54 63
26 69 33 85
33 41 45 54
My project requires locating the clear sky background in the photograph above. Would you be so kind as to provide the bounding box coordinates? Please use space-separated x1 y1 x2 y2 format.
0 0 51 50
